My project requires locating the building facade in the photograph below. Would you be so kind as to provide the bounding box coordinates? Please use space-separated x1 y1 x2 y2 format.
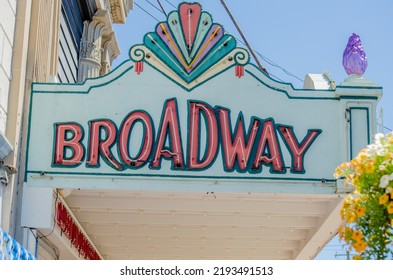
0 0 133 259
0 1 382 260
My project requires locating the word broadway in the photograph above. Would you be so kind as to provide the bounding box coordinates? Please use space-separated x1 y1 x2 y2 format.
53 98 321 174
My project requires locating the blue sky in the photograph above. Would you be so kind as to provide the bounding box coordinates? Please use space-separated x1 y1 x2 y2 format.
113 0 392 136
112 0 393 259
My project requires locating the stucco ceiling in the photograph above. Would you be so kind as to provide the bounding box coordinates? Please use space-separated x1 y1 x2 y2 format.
47 189 344 260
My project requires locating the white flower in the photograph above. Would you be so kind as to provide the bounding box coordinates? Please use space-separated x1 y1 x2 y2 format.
379 165 386 171
366 143 385 157
379 175 390 188
375 133 385 145
389 173 393 180
386 186 392 194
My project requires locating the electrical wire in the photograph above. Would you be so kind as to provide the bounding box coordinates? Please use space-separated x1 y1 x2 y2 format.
23 191 59 259
162 0 176 9
222 34 300 83
233 36 304 83
136 0 305 84
156 0 168 16
257 52 304 83
29 228 37 239
144 0 166 15
37 231 60 260
134 1 161 22
39 190 59 239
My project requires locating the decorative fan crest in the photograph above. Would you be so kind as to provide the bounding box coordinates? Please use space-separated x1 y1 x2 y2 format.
130 2 249 91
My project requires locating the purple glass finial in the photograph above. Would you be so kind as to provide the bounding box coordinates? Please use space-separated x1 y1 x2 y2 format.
342 33 368 75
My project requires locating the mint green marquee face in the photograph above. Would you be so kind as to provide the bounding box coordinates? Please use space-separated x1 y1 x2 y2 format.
25 2 380 194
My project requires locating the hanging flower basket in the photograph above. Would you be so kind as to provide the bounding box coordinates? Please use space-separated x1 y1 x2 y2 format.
335 132 393 259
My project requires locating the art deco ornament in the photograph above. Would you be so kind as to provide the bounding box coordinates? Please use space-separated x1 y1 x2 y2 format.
342 33 368 76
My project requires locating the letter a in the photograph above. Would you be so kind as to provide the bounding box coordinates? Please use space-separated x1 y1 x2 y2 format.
150 99 184 169
252 119 284 173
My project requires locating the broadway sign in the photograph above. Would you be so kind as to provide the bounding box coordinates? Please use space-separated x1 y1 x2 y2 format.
26 3 379 194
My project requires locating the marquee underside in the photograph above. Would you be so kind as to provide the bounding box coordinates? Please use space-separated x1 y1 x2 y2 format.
44 188 343 260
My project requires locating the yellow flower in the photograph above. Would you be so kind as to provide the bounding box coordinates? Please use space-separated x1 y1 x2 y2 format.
355 206 366 218
379 193 389 205
335 133 393 257
340 208 346 219
358 151 367 160
353 240 367 253
387 202 393 214
337 162 350 170
355 164 365 174
352 177 360 187
344 227 354 242
334 162 351 178
338 225 347 241
352 229 364 241
346 211 356 223
352 255 363 260
364 163 375 173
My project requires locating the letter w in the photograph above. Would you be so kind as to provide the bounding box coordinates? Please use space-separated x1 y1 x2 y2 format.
217 108 260 171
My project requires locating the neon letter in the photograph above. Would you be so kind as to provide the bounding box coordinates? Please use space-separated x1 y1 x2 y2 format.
87 119 122 170
150 99 184 169
217 108 260 171
53 123 84 166
252 119 284 173
278 126 321 173
119 111 154 168
188 101 218 169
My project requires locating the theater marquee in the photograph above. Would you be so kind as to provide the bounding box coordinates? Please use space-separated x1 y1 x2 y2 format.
26 3 381 194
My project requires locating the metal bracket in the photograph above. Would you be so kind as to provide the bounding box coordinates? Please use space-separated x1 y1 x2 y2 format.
335 178 353 194
0 161 17 186
345 108 351 123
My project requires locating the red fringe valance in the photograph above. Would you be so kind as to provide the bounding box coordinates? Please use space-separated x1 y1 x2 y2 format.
56 201 101 260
